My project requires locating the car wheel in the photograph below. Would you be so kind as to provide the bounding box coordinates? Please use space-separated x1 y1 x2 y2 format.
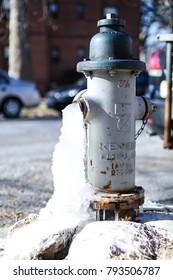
2 98 22 118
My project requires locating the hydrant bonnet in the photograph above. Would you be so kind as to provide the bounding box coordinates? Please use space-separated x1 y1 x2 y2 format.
77 13 145 72
90 16 132 60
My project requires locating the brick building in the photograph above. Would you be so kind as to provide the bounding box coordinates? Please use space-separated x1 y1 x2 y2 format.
0 0 141 95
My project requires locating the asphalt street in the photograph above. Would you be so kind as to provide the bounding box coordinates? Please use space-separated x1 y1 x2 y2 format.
0 117 61 229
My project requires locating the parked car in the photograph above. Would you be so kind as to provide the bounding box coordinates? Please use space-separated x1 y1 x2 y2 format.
0 70 40 118
46 72 148 112
46 77 87 111
136 71 149 96
145 48 173 136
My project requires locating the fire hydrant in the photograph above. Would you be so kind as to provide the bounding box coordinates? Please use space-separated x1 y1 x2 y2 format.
75 14 156 221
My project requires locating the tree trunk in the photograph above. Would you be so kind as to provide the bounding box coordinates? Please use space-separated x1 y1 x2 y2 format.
8 0 31 80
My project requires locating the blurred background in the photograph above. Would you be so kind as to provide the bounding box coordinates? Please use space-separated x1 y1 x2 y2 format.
0 0 172 138
0 0 171 93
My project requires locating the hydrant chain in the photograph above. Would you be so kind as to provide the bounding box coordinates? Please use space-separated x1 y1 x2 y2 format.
135 120 148 140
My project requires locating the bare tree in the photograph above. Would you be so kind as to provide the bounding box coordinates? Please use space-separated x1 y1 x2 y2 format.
7 0 58 80
8 0 31 79
140 0 173 55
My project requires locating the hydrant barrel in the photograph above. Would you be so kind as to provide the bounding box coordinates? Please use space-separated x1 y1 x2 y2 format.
87 71 137 192
76 14 147 193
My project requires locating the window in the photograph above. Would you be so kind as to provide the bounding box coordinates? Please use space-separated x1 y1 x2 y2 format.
76 3 85 19
77 47 86 62
103 7 118 17
48 1 58 18
0 73 9 84
50 47 60 63
2 0 10 20
3 46 9 66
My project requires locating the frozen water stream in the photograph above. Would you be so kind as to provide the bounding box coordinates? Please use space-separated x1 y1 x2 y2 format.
3 103 94 259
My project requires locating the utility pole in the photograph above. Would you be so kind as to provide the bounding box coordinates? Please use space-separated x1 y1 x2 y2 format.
157 34 173 148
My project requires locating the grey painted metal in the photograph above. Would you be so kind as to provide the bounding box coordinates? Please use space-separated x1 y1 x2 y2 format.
78 72 147 192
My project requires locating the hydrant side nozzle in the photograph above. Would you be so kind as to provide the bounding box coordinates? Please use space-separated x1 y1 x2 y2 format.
142 96 157 120
135 96 157 120
73 90 89 121
77 97 89 121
